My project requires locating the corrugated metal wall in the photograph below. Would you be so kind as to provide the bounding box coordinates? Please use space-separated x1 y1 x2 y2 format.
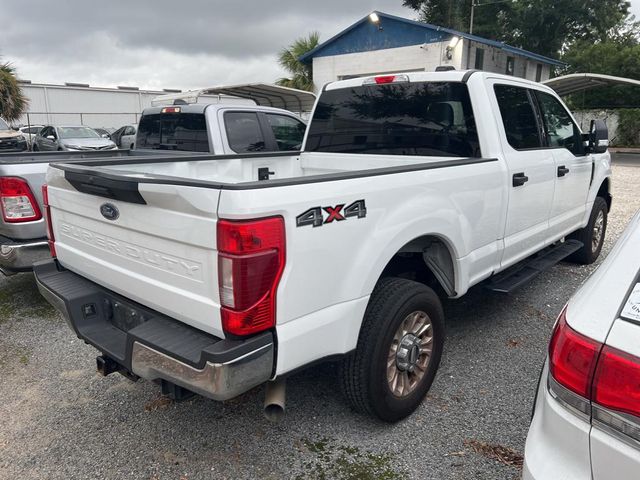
16 84 167 129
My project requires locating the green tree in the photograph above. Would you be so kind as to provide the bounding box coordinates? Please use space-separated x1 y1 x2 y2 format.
276 32 320 92
0 61 28 123
403 0 634 58
562 39 640 109
402 0 511 39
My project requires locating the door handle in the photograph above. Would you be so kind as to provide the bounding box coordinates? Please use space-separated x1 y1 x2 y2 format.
512 172 529 187
557 166 570 177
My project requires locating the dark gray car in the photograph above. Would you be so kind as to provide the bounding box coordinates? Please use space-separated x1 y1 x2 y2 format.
33 125 117 151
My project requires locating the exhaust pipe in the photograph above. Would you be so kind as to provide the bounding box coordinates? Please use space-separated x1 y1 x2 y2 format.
263 379 286 423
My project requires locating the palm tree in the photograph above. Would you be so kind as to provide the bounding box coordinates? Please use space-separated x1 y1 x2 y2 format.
276 32 320 92
0 60 28 123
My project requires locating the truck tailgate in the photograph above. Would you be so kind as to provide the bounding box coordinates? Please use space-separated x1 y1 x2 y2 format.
46 167 223 337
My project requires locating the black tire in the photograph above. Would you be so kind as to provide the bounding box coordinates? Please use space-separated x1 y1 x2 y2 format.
130 144 134 150
566 196 608 265
339 277 445 422
32 144 39 151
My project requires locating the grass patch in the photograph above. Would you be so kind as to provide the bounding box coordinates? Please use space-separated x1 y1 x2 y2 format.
297 438 404 480
0 274 58 323
0 345 32 369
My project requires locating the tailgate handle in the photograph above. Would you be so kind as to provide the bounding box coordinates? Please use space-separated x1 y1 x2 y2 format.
65 171 147 204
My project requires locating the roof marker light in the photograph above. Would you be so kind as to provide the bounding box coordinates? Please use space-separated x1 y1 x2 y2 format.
369 12 380 23
363 74 410 86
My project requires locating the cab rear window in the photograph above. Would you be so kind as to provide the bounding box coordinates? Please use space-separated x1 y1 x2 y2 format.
305 82 480 157
136 113 209 152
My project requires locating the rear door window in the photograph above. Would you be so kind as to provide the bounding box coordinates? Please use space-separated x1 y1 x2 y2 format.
224 112 266 153
494 85 543 150
305 82 480 157
265 114 306 151
136 113 209 151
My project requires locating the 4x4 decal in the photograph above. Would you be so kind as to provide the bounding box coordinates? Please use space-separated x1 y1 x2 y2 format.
296 200 367 228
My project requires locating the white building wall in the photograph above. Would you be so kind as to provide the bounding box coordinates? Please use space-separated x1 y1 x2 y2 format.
312 40 553 91
16 84 167 129
312 43 463 91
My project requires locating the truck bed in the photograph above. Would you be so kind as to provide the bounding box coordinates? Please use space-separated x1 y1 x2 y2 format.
45 149 500 340
51 150 495 189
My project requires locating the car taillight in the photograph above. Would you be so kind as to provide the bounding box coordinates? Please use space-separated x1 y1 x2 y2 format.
593 346 640 419
217 217 285 337
42 184 56 258
548 308 640 442
548 309 601 399
0 177 42 223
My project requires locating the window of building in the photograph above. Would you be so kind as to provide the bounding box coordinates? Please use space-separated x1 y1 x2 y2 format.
535 64 543 82
474 48 485 70
494 85 542 150
506 57 515 76
534 91 584 156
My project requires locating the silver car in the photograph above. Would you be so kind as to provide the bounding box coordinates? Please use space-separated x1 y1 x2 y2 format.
33 125 117 151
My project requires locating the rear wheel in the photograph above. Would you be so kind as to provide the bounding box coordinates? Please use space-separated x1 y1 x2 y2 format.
567 196 608 265
340 277 444 422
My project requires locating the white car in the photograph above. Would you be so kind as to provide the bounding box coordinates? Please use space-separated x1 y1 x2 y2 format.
524 209 640 479
18 125 44 149
111 124 137 150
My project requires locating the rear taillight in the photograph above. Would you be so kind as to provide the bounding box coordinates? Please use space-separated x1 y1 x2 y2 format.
42 185 56 258
548 308 640 442
217 217 285 337
548 309 600 399
0 177 42 223
593 346 640 419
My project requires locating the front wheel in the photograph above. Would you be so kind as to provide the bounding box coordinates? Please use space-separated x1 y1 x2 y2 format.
340 277 445 422
567 196 608 265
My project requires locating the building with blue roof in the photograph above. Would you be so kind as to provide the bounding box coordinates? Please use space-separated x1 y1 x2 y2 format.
300 11 566 91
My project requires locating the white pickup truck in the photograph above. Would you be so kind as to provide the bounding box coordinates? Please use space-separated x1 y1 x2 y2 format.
34 70 612 422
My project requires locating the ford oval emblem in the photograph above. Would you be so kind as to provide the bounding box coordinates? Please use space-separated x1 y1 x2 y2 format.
100 203 119 221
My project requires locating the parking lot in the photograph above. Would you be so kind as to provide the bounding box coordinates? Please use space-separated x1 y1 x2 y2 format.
0 160 638 480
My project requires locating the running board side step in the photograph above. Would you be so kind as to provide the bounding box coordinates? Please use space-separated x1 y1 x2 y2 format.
486 240 583 294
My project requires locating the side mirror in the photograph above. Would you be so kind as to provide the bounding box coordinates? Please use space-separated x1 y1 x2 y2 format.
101 133 110 138
46 135 56 141
589 119 609 154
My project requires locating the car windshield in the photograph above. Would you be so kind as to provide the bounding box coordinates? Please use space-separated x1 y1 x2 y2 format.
58 127 101 139
0 118 9 130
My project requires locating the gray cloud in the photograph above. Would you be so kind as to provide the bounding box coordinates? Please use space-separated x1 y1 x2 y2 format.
1 1 412 89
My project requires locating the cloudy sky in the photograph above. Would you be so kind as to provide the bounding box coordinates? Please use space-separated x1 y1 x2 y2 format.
2 0 638 91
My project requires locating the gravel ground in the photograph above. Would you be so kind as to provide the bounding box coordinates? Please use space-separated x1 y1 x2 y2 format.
0 164 638 480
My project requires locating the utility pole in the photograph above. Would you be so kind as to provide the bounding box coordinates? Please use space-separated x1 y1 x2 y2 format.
469 0 476 34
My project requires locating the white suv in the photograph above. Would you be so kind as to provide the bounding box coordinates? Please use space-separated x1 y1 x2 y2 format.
524 209 640 479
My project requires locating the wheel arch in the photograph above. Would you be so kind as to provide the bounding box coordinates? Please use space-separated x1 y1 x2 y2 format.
375 233 459 298
597 177 612 211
